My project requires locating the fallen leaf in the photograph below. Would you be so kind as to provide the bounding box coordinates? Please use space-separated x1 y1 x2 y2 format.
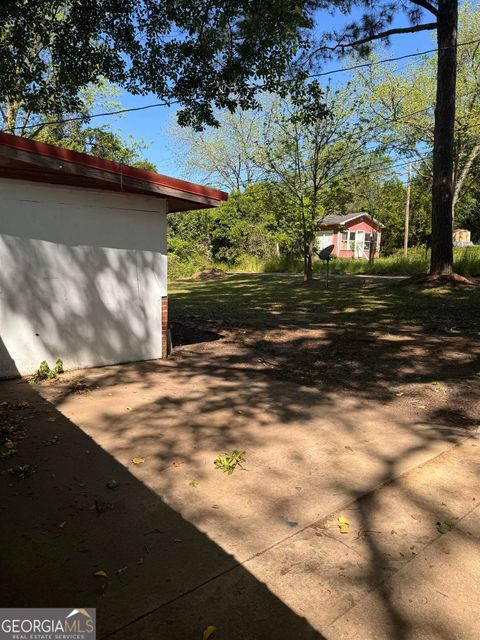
132 457 145 465
95 498 113 513
8 464 32 478
202 625 217 640
94 570 107 577
0 449 16 458
395 392 404 397
338 515 350 534
437 521 453 534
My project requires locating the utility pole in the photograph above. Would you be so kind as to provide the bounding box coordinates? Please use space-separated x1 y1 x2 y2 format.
403 160 412 258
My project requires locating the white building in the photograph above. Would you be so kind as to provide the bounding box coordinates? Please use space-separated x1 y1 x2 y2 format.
0 132 226 378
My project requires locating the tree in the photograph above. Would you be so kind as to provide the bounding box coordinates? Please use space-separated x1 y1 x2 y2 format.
0 0 315 130
0 67 154 166
257 83 358 281
168 181 299 267
323 152 408 255
309 0 460 277
171 109 264 191
0 1 464 278
353 2 480 222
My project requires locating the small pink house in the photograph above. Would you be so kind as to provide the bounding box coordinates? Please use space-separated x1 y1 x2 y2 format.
317 212 383 259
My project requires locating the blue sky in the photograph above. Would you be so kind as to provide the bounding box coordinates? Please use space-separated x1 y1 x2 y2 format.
95 5 441 182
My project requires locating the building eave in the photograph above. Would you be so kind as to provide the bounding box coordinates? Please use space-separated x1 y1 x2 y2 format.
0 132 228 212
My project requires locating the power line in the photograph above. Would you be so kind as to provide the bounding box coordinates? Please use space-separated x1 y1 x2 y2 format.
2 37 480 134
305 37 480 80
1 100 178 133
323 89 480 182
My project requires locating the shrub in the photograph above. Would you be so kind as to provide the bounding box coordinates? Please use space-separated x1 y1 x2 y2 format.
33 359 64 382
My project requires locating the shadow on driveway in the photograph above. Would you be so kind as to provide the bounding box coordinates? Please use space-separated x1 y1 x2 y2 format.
0 377 324 639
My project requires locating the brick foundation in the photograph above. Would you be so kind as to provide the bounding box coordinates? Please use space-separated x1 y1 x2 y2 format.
161 295 168 357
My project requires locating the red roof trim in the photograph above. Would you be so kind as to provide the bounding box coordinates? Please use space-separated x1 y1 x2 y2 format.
318 213 384 229
0 131 228 202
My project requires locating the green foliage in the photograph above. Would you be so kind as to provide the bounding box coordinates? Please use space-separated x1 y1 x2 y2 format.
263 256 304 273
0 1 315 130
38 124 153 166
170 273 480 341
353 3 480 221
259 247 480 278
33 359 64 382
0 52 155 167
168 181 301 274
36 361 52 381
214 450 246 476
54 359 64 375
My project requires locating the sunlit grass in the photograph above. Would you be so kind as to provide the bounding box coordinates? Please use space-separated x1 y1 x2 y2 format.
170 273 480 334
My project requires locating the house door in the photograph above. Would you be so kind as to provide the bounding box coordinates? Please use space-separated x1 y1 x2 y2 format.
355 231 365 258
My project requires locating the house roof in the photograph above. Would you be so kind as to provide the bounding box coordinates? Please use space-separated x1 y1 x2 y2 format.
0 131 228 212
320 212 384 228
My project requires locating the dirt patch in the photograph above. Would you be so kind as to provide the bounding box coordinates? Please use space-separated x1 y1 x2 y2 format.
192 267 227 280
399 273 478 288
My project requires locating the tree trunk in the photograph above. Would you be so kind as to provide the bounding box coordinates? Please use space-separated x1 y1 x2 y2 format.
452 142 480 215
306 240 313 282
300 200 310 282
430 0 458 276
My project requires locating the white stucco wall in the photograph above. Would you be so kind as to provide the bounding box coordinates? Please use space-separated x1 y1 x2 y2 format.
0 177 168 378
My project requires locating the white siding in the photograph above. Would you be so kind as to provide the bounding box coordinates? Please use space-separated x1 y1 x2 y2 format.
0 178 168 378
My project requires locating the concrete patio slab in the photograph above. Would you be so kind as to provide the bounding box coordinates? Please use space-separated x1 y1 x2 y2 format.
0 340 478 639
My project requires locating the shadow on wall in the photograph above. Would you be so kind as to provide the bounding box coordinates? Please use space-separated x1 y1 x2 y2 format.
0 235 164 377
0 376 324 640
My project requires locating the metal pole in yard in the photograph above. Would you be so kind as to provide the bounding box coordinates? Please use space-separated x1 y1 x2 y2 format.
403 161 412 258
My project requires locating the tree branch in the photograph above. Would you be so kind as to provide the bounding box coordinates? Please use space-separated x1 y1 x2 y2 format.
314 22 437 57
409 1 439 18
453 142 480 211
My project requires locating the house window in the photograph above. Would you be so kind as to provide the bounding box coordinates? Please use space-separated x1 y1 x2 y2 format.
348 231 356 250
318 230 333 250
341 231 356 251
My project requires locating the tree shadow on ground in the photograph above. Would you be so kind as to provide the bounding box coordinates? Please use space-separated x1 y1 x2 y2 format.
0 377 324 640
170 273 480 404
7 343 474 639
1 271 479 639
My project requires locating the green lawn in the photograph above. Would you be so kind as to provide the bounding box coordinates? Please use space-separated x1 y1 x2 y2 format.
170 273 480 334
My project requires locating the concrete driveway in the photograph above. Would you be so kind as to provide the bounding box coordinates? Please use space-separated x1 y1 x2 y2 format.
0 337 478 639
